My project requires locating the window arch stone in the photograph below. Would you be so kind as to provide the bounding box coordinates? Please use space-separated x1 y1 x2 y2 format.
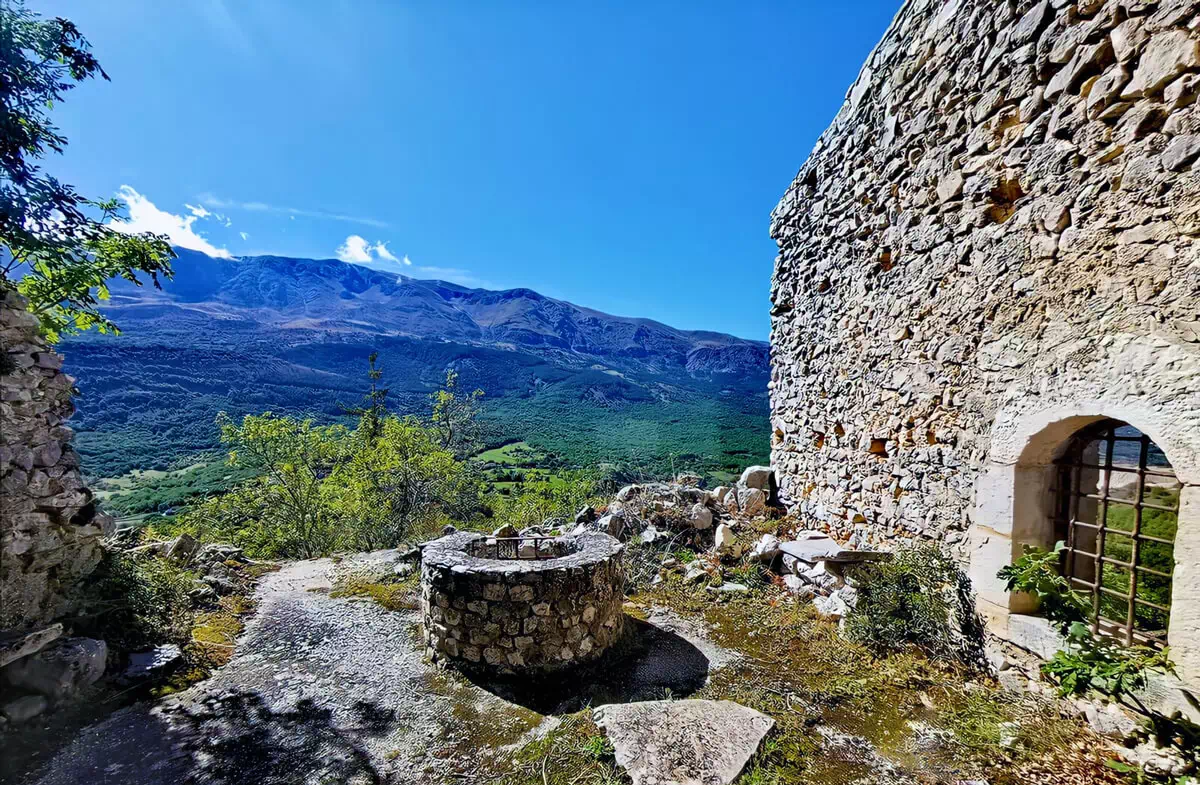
968 398 1200 702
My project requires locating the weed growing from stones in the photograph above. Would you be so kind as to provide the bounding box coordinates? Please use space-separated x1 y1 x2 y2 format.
842 544 988 669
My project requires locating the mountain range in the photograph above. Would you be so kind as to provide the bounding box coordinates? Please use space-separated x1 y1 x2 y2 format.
62 249 770 481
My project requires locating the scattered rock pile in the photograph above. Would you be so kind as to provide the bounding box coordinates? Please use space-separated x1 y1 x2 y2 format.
574 465 889 612
585 465 781 550
119 532 254 602
749 529 889 618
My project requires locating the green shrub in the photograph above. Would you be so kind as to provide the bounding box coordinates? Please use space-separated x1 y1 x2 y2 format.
168 411 484 558
843 545 987 668
74 549 195 652
1000 544 1200 775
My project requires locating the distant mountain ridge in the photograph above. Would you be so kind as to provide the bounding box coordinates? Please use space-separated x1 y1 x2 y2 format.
104 249 768 379
63 248 770 480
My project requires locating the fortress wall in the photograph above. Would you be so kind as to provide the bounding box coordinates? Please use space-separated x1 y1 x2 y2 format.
1 291 110 632
769 0 1200 551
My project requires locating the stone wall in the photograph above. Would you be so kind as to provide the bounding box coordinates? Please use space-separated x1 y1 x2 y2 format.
421 532 626 674
0 291 110 632
769 0 1200 552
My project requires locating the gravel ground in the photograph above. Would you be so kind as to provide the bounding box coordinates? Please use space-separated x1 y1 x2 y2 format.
21 554 731 785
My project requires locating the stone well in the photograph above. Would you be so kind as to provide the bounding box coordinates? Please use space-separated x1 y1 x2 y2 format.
420 531 626 674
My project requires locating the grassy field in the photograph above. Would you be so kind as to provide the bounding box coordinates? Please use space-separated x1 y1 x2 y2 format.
474 441 572 495
476 441 545 466
94 459 259 518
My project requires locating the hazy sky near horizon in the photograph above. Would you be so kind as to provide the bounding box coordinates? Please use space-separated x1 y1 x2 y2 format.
45 0 899 340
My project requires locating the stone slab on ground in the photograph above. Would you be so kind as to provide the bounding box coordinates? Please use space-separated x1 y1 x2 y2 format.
2 695 48 724
118 644 183 685
778 536 890 565
0 624 62 669
778 536 845 563
593 699 774 785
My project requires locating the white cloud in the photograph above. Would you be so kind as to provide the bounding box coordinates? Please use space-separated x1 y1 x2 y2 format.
373 241 399 262
111 186 232 259
239 231 249 241
335 235 412 267
335 235 374 263
185 203 211 219
201 194 387 229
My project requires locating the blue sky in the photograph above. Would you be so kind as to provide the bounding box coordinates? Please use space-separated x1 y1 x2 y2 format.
46 0 899 340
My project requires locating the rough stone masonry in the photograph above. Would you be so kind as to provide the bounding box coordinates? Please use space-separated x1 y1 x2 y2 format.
769 0 1200 550
0 291 112 632
421 532 626 674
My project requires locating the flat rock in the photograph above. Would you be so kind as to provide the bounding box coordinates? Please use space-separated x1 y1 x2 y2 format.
0 623 62 668
594 699 774 785
2 694 48 724
778 536 890 565
822 550 892 564
119 644 183 685
778 536 845 563
706 582 748 594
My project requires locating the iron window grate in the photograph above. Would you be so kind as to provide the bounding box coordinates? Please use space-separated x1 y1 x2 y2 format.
1052 420 1179 647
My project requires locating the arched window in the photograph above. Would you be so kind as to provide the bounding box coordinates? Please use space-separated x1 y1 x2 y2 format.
1053 419 1180 646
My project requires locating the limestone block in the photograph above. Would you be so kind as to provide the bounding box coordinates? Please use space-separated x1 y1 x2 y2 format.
1 637 107 699
738 465 774 491
0 624 63 669
1122 30 1200 99
737 487 767 517
594 700 774 785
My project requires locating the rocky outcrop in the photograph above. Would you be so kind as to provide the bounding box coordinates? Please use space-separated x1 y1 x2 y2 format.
1 290 111 631
1 637 107 700
769 0 1200 548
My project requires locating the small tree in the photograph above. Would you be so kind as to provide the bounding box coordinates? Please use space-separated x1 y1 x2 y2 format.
490 469 599 532
214 412 349 558
340 352 389 442
431 369 484 457
1 1 174 341
326 416 482 550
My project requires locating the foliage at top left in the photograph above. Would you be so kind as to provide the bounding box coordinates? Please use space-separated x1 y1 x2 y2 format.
0 0 174 341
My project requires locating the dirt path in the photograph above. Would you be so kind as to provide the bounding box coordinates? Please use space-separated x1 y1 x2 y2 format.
18 555 727 785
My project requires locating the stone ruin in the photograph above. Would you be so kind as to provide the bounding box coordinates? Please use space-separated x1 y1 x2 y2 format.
420 531 626 674
0 291 111 633
769 0 1200 691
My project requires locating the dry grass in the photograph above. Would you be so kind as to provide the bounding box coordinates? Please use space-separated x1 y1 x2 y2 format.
617 575 1124 785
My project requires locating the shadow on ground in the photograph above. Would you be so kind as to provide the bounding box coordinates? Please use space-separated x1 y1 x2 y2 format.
461 616 711 714
157 690 400 785
14 690 404 785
